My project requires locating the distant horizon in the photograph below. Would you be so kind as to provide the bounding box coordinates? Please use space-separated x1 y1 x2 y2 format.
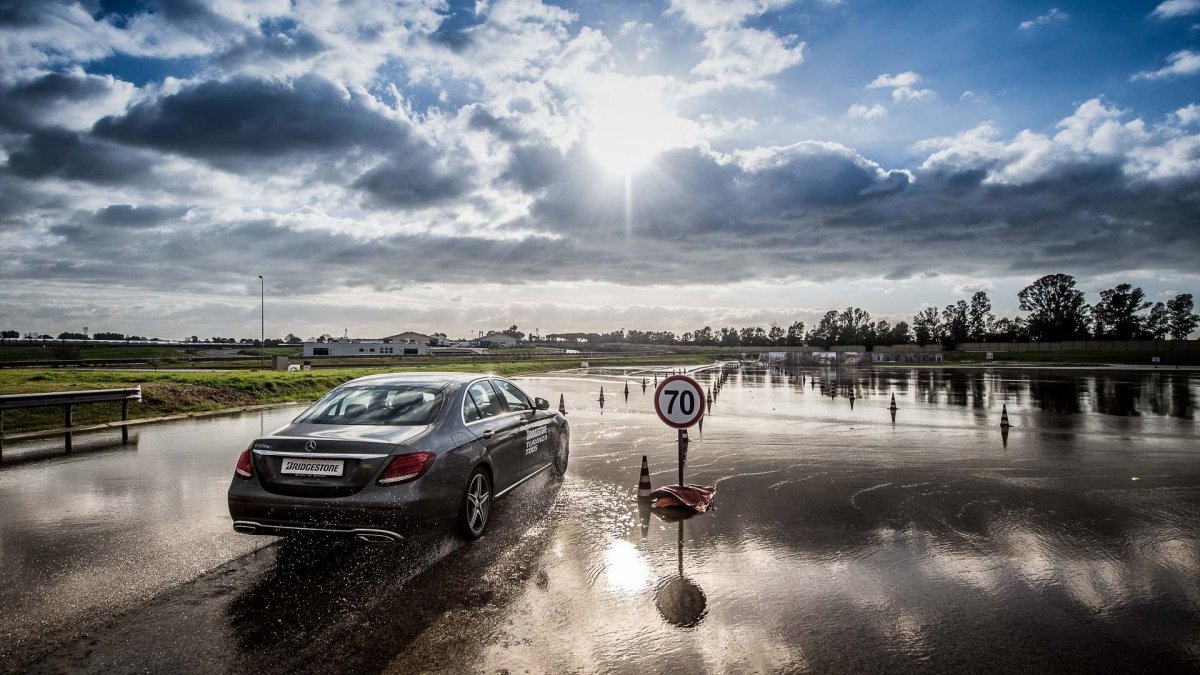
2 1 1197 338
9 275 1195 344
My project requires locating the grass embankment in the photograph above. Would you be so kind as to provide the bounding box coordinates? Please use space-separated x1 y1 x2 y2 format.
0 355 713 434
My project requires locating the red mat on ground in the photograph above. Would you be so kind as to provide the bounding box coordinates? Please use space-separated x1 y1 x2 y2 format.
649 484 716 512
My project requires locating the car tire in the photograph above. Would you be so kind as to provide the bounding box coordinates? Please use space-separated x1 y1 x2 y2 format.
552 430 569 476
458 467 492 540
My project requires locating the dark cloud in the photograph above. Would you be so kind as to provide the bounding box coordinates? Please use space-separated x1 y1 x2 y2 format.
352 157 473 208
0 72 121 131
5 128 151 184
528 143 906 239
214 22 327 69
91 203 188 227
0 0 52 27
500 143 564 191
467 107 523 143
92 75 409 163
429 27 473 53
739 146 911 209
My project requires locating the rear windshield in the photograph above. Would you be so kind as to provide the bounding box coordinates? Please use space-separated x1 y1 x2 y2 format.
296 385 443 426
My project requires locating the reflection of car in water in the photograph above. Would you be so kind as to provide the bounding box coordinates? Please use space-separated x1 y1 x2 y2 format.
228 372 569 542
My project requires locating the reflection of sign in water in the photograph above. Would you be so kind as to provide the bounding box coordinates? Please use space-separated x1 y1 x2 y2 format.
986 352 994 361
654 520 707 628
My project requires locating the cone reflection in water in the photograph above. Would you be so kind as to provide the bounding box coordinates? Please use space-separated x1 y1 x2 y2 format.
638 499 651 538
890 408 897 424
1001 424 1010 448
637 455 652 501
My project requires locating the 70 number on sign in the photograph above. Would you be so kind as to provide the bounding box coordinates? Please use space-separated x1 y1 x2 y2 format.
654 375 706 429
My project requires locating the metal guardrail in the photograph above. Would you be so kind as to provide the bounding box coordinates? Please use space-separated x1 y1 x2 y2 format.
0 387 141 459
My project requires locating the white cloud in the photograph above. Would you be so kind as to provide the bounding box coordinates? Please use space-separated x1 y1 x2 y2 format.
867 71 933 102
666 0 793 30
690 27 805 89
918 97 1200 183
667 0 804 90
1170 103 1200 126
1019 7 1068 30
1131 49 1200 81
1150 0 1200 19
847 103 887 119
617 21 662 61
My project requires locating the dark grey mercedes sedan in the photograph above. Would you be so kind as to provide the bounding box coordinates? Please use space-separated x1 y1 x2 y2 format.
228 372 568 542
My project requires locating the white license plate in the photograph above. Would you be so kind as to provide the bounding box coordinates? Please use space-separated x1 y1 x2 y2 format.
280 457 345 477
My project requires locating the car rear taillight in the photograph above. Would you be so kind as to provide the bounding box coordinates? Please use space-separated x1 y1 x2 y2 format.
235 448 253 478
378 452 436 485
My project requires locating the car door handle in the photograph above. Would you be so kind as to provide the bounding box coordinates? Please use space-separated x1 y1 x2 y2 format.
481 429 495 440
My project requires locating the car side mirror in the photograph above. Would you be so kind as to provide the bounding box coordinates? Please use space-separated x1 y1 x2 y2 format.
534 397 550 410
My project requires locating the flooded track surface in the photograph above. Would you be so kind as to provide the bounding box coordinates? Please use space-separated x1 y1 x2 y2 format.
2 366 1199 673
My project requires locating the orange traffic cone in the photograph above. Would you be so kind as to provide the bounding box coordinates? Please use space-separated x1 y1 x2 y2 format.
1000 404 1011 428
637 456 652 501
889 393 897 410
558 394 567 415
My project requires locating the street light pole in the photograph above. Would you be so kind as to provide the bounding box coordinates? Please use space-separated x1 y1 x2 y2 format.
258 275 264 370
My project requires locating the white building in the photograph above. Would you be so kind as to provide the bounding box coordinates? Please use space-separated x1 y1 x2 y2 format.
303 340 429 357
478 332 520 348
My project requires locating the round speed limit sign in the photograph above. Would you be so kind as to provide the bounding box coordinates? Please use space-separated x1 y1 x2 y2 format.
654 374 706 429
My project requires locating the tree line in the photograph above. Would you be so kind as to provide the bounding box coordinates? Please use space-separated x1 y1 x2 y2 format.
548 275 1197 348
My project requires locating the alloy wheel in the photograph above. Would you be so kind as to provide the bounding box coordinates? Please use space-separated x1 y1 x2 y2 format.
464 472 490 537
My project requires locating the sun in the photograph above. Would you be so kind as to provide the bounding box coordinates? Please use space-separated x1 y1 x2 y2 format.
584 77 691 175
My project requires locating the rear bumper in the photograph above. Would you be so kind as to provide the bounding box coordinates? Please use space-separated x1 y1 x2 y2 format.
228 480 455 540
230 520 407 542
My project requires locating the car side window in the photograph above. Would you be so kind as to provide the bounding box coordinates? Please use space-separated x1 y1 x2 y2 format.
462 388 482 423
464 381 504 422
493 380 531 412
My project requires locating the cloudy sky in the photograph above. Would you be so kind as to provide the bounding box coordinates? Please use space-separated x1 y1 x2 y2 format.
1 0 1198 340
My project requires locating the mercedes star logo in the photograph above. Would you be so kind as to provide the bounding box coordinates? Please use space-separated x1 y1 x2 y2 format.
304 440 317 452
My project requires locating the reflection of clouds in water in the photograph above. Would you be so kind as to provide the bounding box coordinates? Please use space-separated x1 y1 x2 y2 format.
919 515 1200 618
691 622 809 672
470 372 1200 670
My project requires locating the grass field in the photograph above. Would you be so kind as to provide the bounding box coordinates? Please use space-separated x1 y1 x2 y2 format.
0 344 303 362
0 355 714 434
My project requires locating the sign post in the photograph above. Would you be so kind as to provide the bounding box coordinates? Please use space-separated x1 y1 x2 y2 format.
654 375 706 486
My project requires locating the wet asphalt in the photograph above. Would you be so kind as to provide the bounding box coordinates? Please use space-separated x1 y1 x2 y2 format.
1 365 1198 673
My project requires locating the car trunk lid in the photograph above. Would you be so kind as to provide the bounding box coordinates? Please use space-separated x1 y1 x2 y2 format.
249 426 427 497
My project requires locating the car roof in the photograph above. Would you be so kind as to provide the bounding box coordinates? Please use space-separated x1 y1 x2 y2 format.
342 372 494 388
